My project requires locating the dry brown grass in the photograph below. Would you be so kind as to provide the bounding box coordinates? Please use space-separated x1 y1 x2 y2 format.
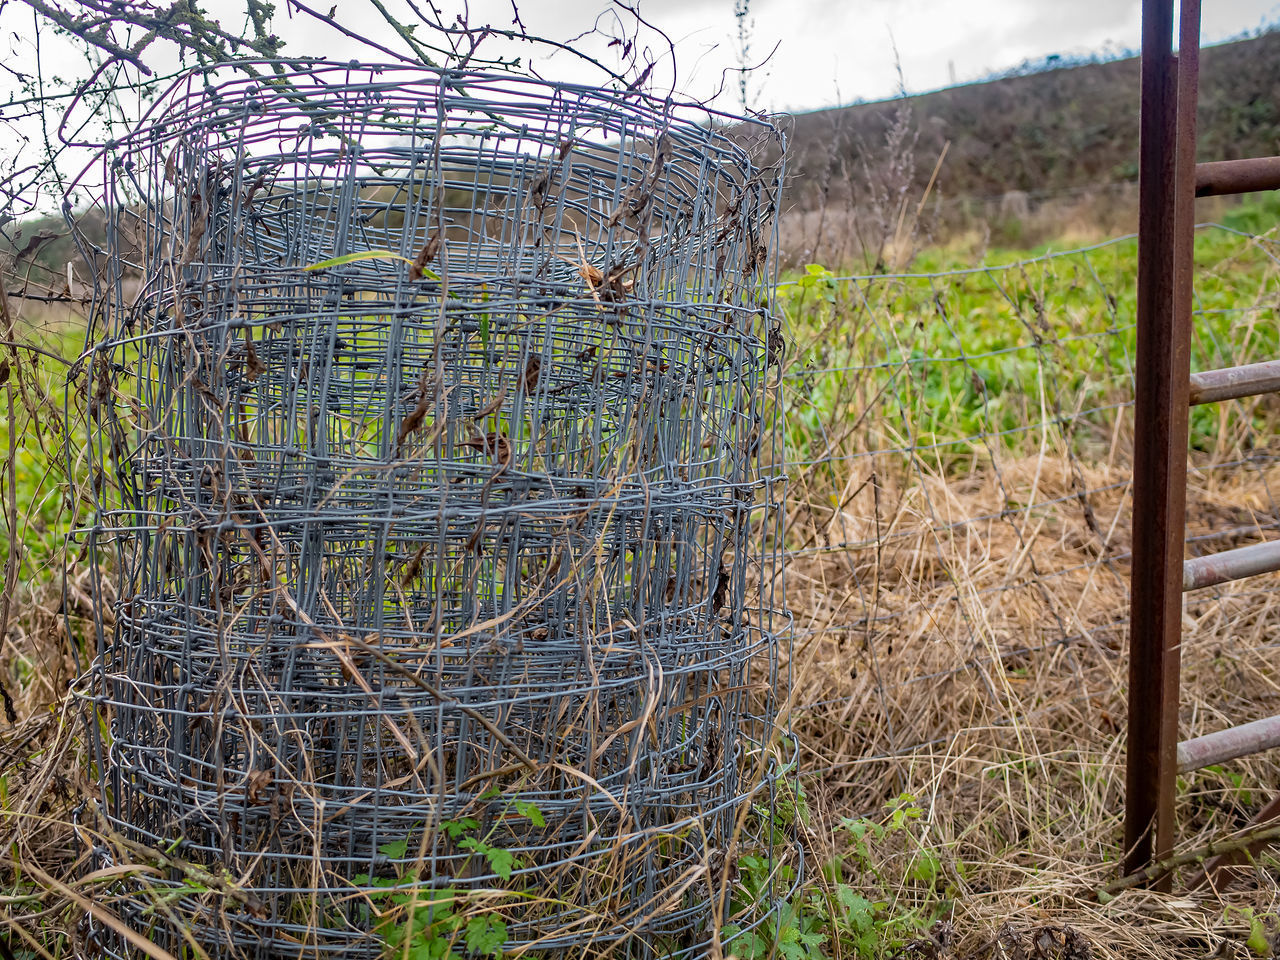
777 437 1280 957
2 276 1279 958
6 450 1277 957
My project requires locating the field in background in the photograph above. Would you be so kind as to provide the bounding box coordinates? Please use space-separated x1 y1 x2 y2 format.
2 195 1280 956
778 28 1280 261
766 197 1280 957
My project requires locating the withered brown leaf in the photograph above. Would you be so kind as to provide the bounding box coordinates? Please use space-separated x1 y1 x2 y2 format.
522 355 542 393
461 431 512 468
246 769 273 805
409 232 442 281
244 337 264 382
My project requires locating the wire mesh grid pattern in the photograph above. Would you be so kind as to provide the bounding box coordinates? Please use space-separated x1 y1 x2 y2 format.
777 228 1280 804
73 63 787 957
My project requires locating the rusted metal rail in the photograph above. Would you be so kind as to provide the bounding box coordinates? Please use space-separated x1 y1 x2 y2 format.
1177 715 1280 772
1183 540 1280 591
1125 0 1280 889
1189 359 1280 405
1195 157 1280 197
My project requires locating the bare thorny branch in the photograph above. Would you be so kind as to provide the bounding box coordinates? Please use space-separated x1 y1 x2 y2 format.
1 0 697 245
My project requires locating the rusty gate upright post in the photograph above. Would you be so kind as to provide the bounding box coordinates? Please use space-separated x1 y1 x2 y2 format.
1124 0 1200 885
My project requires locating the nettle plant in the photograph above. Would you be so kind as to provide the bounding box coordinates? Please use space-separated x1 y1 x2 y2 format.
356 797 548 959
817 794 956 958
723 784 957 960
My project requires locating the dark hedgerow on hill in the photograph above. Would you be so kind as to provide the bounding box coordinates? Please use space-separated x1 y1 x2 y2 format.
783 29 1280 213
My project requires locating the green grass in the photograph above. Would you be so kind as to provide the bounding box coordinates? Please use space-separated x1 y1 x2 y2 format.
780 196 1280 482
763 193 1280 958
0 318 88 592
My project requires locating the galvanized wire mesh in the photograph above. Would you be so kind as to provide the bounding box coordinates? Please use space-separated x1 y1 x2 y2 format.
74 62 786 958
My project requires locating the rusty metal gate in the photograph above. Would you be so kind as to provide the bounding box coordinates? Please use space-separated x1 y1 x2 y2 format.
1125 0 1280 890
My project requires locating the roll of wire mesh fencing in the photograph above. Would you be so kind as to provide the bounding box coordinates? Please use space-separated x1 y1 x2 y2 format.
69 61 789 958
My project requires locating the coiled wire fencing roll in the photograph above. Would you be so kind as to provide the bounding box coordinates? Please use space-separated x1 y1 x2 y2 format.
72 62 787 958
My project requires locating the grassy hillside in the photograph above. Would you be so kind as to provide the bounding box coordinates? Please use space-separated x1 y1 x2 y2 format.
785 29 1280 209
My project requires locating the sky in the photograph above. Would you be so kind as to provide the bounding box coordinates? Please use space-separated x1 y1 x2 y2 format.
3 0 1280 216
5 0 1280 116
219 0 1280 113
524 0 1277 110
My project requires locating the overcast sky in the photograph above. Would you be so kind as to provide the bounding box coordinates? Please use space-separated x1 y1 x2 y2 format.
215 0 1280 113
5 0 1280 115
496 0 1280 110
3 0 1280 216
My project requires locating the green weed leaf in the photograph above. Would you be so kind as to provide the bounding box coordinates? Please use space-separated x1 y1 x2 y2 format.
837 887 875 928
457 837 515 881
465 915 508 956
1246 914 1270 956
514 800 545 827
303 250 414 271
487 847 515 881
442 817 479 840
379 838 409 860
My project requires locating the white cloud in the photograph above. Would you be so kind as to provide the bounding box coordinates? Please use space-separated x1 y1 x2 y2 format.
5 0 1280 129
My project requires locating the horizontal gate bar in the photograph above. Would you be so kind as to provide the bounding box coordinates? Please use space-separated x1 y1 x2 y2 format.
1195 157 1280 196
1178 715 1280 773
1189 359 1280 405
1183 539 1280 591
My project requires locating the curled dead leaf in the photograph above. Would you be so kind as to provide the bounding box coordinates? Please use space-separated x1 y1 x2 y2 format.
522 355 542 393
246 769 273 805
244 338 264 382
475 380 509 420
401 542 429 587
462 431 512 469
579 262 604 288
409 233 442 280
